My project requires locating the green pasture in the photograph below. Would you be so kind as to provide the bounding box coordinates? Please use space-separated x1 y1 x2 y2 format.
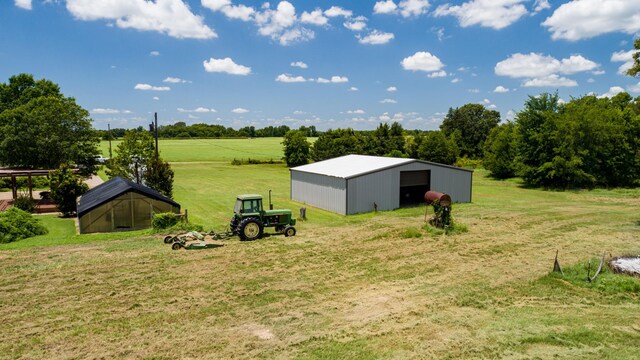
1 137 640 358
99 138 289 162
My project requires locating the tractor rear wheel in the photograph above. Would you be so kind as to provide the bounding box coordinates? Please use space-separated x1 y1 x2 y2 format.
164 235 174 244
284 226 296 237
238 217 264 241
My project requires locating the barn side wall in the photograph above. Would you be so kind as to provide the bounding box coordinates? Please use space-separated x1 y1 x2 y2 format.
79 192 179 234
290 170 347 215
427 163 472 203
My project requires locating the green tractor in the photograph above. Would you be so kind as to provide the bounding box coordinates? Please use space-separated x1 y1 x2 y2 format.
229 192 297 241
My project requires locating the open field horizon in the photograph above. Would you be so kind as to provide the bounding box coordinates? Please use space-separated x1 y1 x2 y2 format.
2 138 639 359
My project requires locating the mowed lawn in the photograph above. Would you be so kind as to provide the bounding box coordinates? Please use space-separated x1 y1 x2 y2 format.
1 138 640 359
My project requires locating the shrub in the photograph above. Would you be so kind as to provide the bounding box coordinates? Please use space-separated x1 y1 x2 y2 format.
152 212 180 230
49 164 88 216
13 193 35 213
0 208 48 243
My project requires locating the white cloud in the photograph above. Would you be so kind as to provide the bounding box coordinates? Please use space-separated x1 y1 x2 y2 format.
629 82 640 93
587 78 596 83
149 51 160 56
399 0 430 17
134 83 170 91
232 108 249 114
542 0 640 41
278 27 315 46
387 86 397 92
163 77 190 83
349 87 359 91
344 16 368 31
177 107 216 113
611 49 638 75
204 0 315 46
401 51 445 73
223 4 256 21
373 0 397 14
202 0 254 21
358 30 394 45
468 88 480 93
91 108 120 114
203 57 251 75
315 76 349 83
373 0 429 17
330 76 349 83
293 110 306 115
275 74 307 83
291 61 308 69
494 86 510 93
428 70 447 78
300 9 328 26
532 0 550 14
522 75 578 87
255 2 296 35
324 6 352 18
66 0 216 39
598 86 625 98
432 27 446 41
434 0 528 30
14 0 32 10
380 98 398 104
202 0 230 11
347 109 366 114
451 78 461 83
488 104 498 109
153 96 160 100
495 53 599 84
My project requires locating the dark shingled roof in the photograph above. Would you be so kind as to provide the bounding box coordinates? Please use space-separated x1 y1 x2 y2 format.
77 177 180 217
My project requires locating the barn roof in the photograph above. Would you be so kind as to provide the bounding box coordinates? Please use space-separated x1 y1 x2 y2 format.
290 154 472 179
77 177 179 217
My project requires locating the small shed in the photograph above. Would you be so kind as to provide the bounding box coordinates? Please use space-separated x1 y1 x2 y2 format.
290 155 472 215
77 177 180 234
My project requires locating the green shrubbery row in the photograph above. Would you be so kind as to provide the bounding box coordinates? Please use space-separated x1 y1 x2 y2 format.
0 208 48 243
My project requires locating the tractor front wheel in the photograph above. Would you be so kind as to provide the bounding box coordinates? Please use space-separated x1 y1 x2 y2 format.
238 217 264 241
284 226 296 237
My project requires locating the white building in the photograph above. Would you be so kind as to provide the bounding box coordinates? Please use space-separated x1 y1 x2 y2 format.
290 155 473 215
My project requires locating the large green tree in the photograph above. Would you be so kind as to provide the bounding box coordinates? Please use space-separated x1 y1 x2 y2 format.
312 128 364 161
282 130 310 167
440 103 500 159
627 38 640 77
106 130 174 197
415 131 459 165
483 123 518 179
0 74 100 173
514 92 640 188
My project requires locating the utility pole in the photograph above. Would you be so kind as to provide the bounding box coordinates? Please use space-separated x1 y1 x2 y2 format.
154 112 159 158
108 123 113 158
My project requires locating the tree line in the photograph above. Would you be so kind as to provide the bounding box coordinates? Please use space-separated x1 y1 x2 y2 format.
484 92 640 188
100 123 318 140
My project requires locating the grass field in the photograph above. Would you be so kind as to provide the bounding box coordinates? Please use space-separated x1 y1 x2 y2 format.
2 138 640 359
99 138 288 162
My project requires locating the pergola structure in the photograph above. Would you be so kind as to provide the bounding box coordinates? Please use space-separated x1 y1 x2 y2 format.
0 168 55 200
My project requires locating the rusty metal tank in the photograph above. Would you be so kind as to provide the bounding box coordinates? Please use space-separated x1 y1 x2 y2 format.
424 191 452 207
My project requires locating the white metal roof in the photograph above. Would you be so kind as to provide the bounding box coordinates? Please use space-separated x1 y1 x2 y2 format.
291 154 415 179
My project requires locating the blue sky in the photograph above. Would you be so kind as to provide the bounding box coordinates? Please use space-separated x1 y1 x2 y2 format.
2 0 640 131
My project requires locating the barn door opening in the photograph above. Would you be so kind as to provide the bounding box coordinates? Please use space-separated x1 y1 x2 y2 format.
399 170 430 207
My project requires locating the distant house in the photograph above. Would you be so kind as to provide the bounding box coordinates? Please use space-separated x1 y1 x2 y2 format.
77 177 180 234
290 155 472 215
